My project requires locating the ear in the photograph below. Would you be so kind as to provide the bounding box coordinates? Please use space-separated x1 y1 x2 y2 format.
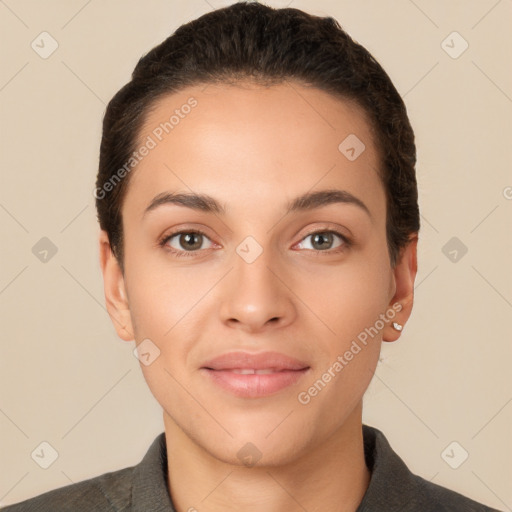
382 234 418 342
98 230 134 342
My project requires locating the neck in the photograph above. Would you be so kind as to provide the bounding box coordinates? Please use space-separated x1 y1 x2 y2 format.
164 404 371 512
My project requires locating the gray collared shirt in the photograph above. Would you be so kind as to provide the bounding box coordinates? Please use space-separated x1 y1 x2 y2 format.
1 425 502 511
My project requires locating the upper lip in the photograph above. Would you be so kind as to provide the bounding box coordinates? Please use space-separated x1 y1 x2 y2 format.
201 351 310 371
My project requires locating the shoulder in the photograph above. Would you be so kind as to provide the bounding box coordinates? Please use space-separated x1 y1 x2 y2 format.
360 425 502 512
1 433 170 512
0 465 134 512
398 469 501 512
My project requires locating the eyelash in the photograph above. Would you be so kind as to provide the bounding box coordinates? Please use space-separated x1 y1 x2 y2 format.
158 228 352 259
158 229 212 258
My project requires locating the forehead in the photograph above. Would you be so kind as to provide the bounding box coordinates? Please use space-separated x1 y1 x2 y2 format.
123 81 385 220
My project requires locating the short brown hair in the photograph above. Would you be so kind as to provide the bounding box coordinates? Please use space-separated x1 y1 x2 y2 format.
96 1 420 273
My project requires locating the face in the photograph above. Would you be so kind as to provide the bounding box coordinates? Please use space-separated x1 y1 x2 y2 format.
100 81 417 467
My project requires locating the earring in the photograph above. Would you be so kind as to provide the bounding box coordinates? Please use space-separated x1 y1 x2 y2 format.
392 322 403 331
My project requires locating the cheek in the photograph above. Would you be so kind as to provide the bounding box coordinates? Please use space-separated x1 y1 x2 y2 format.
293 259 389 418
124 248 215 339
294 251 392 346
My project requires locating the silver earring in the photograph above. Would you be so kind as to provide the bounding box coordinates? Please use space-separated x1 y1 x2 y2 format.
392 322 403 331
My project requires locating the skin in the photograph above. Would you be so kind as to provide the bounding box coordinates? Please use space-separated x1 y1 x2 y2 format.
99 81 418 512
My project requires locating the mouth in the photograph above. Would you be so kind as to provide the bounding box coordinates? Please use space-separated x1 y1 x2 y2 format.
200 351 310 398
217 368 291 374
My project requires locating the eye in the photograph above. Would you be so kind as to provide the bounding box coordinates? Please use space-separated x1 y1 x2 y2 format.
158 228 351 258
159 230 214 257
295 230 349 253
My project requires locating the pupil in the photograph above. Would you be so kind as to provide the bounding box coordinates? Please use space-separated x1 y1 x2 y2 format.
313 233 331 250
182 233 201 249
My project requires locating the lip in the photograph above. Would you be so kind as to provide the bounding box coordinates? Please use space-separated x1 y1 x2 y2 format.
200 351 310 398
201 351 309 371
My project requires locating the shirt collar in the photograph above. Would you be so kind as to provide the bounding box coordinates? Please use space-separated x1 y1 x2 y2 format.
356 424 416 510
131 433 176 512
130 424 412 511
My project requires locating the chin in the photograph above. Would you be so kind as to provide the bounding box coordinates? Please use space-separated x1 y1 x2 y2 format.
205 415 317 468
208 436 308 468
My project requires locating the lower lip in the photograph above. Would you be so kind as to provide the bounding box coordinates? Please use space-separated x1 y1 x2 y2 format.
200 368 310 398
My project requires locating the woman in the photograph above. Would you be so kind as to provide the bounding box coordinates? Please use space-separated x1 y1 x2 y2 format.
3 2 502 511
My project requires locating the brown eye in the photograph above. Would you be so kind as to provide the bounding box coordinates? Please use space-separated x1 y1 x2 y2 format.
161 230 214 256
177 232 203 251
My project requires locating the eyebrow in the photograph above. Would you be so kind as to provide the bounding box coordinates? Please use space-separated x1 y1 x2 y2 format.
143 188 371 219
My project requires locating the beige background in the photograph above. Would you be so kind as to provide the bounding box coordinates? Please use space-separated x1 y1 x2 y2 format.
1 0 511 509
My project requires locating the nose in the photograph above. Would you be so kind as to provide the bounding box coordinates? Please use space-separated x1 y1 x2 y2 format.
219 247 297 333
